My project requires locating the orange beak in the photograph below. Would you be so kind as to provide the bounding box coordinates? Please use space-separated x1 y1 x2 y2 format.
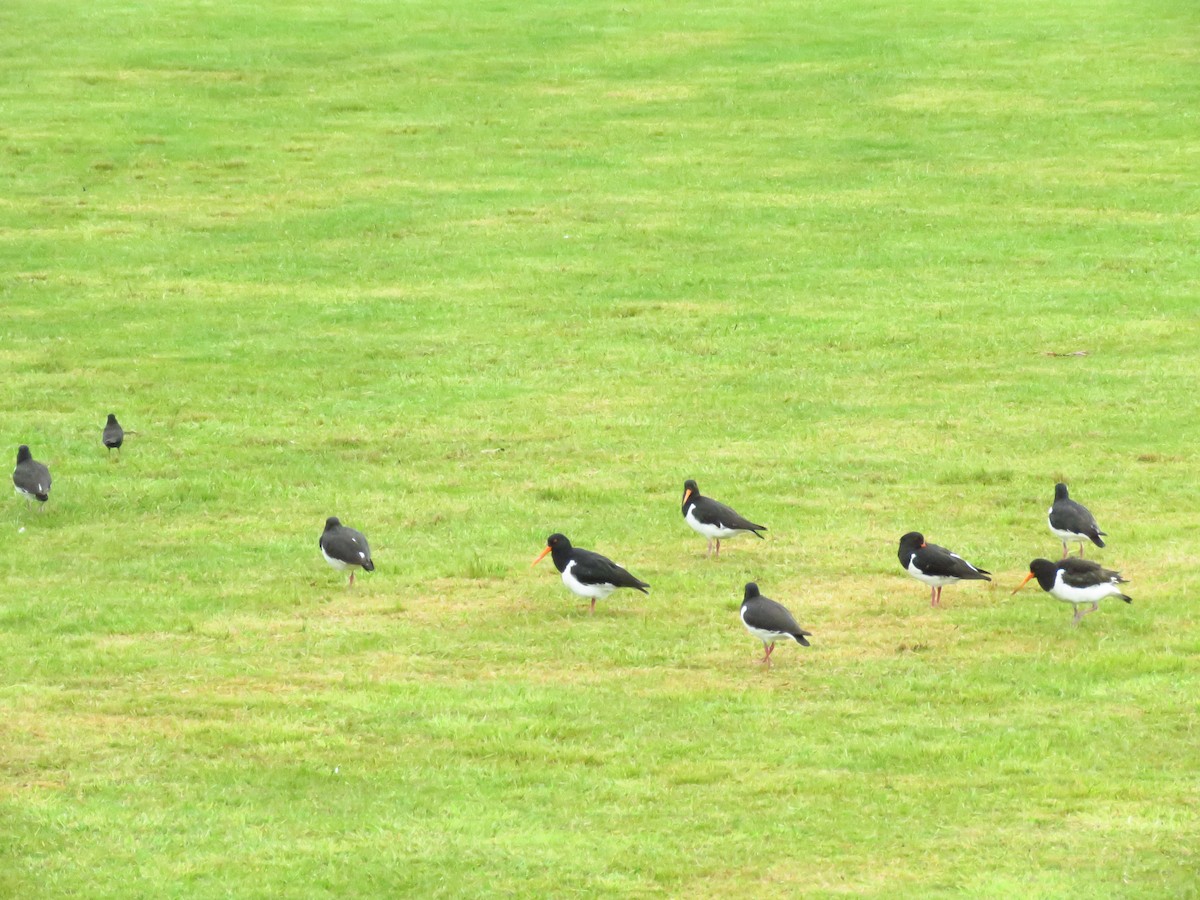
683 488 693 504
1012 572 1036 594
531 545 552 567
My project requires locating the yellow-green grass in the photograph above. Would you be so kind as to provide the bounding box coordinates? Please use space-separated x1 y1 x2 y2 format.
2 0 1198 895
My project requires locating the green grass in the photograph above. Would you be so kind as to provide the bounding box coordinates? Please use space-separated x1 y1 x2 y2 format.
2 0 1199 895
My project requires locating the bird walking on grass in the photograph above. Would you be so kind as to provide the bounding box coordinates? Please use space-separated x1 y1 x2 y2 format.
681 479 766 558
532 533 649 613
1013 557 1130 626
319 517 374 586
1048 483 1106 558
739 582 811 666
897 532 991 607
13 445 51 511
103 414 124 456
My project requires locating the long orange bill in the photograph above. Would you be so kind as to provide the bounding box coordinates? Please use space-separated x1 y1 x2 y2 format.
683 488 693 503
1012 572 1036 594
531 546 552 567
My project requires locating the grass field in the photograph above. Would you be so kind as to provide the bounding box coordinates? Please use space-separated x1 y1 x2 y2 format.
3 0 1199 895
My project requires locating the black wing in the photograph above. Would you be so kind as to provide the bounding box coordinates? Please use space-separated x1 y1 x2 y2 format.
916 544 991 580
691 495 766 534
744 597 811 645
1051 499 1105 545
321 527 373 568
1059 557 1123 588
13 460 51 496
571 548 649 592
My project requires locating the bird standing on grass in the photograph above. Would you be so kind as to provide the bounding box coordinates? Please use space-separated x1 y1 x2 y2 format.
319 517 374 586
739 582 811 666
1013 558 1131 626
681 479 766 558
897 531 991 607
13 445 51 510
532 533 649 613
103 414 124 456
1048 483 1106 558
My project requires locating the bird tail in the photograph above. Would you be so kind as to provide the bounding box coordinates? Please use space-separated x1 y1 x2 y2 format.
362 560 375 572
752 528 767 539
974 569 992 581
35 493 49 502
634 581 650 594
793 632 811 647
1091 531 1106 548
1119 593 1132 604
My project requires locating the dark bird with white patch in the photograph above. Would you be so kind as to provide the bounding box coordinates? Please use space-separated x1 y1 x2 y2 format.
1048 482 1106 558
739 582 811 666
897 531 991 607
103 413 124 456
681 479 766 557
13 445 51 510
1013 557 1131 626
532 533 649 613
319 516 375 586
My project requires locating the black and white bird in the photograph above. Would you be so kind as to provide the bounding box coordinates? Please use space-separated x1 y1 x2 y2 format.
897 531 991 607
103 413 124 455
319 516 374 586
681 479 766 557
1013 557 1131 625
532 533 649 613
1047 482 1106 558
13 445 51 510
739 582 811 666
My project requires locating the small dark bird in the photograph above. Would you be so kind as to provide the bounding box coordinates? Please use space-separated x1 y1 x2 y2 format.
13 445 51 510
739 582 811 666
319 517 375 586
1013 557 1131 625
897 531 991 607
681 479 766 557
103 413 124 455
1047 483 1106 558
532 533 649 613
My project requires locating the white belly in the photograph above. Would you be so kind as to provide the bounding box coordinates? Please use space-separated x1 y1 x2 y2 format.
906 557 959 588
740 607 791 643
1049 574 1123 605
561 560 616 600
1048 514 1088 541
684 507 742 540
14 484 39 501
321 546 350 571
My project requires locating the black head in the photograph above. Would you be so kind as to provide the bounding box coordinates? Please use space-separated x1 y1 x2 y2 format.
16 445 31 464
898 532 925 554
682 478 700 500
1053 483 1069 501
1013 558 1059 594
106 413 119 424
743 582 761 602
324 516 342 530
545 533 571 551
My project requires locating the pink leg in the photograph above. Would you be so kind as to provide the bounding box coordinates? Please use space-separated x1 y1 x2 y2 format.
590 598 596 614
1062 542 1069 559
1078 542 1086 558
349 571 355 587
715 539 721 557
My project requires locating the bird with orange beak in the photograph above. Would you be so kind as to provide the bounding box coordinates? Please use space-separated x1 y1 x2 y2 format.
1013 558 1131 625
681 479 766 557
532 533 649 612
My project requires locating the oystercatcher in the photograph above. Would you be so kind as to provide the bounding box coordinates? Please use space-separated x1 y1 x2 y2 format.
739 582 811 666
897 531 991 607
681 479 766 557
1013 558 1131 625
319 516 375 586
532 533 649 612
1048 483 1106 558
102 414 124 456
12 445 51 510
